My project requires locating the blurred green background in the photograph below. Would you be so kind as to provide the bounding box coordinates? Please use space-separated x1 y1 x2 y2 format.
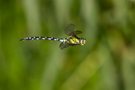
0 0 135 90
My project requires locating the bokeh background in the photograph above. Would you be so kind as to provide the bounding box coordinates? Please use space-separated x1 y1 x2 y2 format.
0 0 135 90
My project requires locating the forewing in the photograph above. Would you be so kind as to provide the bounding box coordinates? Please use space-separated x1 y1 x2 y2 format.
59 42 70 49
74 30 82 35
64 24 75 36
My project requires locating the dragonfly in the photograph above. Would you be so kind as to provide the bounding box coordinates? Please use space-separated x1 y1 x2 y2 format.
20 24 86 49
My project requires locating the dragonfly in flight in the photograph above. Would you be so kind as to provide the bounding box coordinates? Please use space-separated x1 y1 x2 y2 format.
20 24 86 49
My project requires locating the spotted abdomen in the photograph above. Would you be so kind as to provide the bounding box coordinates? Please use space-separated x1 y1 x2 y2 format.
20 36 61 41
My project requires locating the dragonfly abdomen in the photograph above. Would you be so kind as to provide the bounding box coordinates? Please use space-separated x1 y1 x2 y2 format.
20 36 64 42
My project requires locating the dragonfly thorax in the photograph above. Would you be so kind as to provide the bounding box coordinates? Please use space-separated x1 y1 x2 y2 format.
66 36 86 45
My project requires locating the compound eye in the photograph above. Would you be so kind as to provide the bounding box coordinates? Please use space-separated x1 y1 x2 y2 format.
80 39 85 45
83 40 86 45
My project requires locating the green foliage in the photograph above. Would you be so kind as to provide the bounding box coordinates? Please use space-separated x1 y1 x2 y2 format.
0 0 135 90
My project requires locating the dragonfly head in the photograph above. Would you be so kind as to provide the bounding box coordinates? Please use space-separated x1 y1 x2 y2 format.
80 38 86 45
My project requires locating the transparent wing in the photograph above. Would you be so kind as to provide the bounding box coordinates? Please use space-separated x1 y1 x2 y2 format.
59 42 70 49
64 24 75 36
64 24 82 36
74 30 82 34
